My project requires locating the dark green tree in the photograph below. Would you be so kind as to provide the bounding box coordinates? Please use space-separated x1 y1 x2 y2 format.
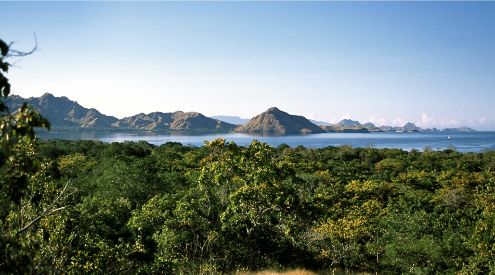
0 38 52 273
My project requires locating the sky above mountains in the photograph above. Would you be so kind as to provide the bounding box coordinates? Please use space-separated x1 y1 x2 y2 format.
1 2 494 130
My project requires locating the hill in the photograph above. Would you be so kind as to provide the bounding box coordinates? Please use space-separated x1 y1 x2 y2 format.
7 93 119 129
7 93 236 133
114 111 235 132
337 119 361 127
235 107 324 135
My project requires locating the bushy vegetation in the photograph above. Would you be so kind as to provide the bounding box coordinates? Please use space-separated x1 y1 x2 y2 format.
2 136 495 273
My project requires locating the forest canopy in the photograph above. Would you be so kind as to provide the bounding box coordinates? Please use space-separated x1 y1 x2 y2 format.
2 136 495 273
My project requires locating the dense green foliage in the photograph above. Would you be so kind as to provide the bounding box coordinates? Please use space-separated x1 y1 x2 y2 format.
1 38 51 273
2 136 495 273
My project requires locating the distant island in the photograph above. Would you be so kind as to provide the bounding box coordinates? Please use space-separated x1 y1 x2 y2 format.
7 93 475 135
235 107 325 135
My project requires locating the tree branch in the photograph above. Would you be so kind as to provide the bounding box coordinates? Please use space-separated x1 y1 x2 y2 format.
6 33 38 58
16 180 72 236
16 206 68 236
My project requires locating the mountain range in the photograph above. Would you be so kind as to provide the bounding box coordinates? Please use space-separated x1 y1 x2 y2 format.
7 93 475 135
7 93 236 133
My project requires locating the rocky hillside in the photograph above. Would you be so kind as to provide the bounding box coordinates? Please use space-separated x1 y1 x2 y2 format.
7 93 118 129
115 111 236 132
235 107 324 135
7 93 236 133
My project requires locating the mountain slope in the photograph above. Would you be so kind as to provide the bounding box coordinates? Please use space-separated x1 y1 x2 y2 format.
114 111 236 132
169 112 236 131
337 119 362 127
211 115 250 125
7 93 236 133
235 107 324 135
7 93 118 128
112 112 174 131
309 119 332 126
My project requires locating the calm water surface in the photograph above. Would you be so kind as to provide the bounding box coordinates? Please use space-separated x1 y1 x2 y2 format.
37 131 495 152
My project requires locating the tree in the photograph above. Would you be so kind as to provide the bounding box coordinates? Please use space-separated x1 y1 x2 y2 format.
0 37 52 273
0 38 49 150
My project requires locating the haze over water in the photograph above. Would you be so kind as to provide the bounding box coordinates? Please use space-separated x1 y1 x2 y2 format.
38 131 495 153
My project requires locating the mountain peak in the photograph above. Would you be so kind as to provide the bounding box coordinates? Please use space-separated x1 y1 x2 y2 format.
8 94 237 133
266 107 281 113
338 119 361 127
40 92 55 99
7 93 118 129
236 108 323 135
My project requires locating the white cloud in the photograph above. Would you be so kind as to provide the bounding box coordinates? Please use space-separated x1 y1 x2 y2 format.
339 113 352 120
324 113 353 124
313 113 491 130
391 117 407 127
420 113 435 127
439 118 460 127
415 113 460 129
368 116 389 127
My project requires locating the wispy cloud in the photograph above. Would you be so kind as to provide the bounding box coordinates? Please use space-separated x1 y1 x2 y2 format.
319 113 491 130
368 116 389 127
392 117 407 127
417 113 460 128
420 113 434 126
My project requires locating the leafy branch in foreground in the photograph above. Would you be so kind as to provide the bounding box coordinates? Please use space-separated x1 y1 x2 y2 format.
0 37 61 273
0 37 49 149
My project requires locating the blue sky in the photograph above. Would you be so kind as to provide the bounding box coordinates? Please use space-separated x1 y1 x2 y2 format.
1 2 494 129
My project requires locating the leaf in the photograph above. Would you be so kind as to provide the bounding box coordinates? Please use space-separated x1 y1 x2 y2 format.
0 39 8 56
3 82 10 97
0 61 8 72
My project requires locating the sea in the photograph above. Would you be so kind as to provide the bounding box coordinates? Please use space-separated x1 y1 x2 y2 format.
36 131 495 153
